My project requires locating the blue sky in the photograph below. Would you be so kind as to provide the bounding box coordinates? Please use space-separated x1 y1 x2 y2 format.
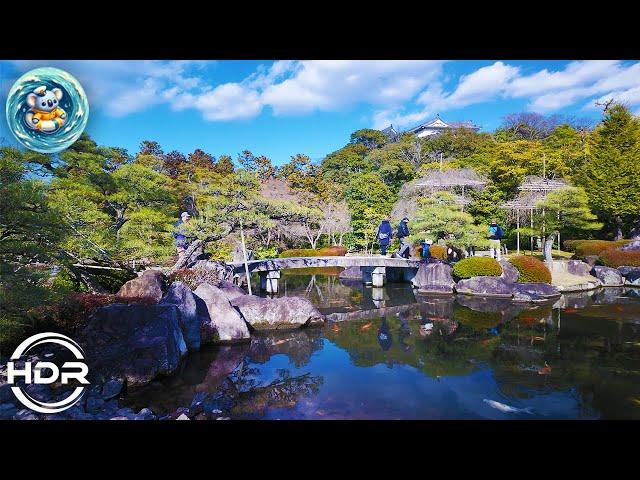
2 60 639 165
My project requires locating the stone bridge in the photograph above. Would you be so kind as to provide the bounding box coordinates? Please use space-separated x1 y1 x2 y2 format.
230 256 421 293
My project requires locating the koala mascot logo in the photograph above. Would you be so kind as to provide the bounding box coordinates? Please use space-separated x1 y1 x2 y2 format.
25 85 67 133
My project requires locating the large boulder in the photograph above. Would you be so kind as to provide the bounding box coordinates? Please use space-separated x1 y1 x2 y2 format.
80 304 187 387
193 283 250 343
116 269 164 303
583 255 600 267
618 266 640 286
339 266 362 280
216 281 247 302
566 260 592 277
231 295 324 330
499 260 519 284
455 276 513 298
512 283 560 303
160 282 201 351
411 262 455 293
620 240 640 251
592 266 624 286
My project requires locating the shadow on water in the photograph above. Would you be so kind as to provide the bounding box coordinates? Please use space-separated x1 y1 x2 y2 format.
124 271 640 419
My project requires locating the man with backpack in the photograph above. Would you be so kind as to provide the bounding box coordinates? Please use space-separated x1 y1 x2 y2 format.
376 219 393 256
488 219 505 261
396 217 411 259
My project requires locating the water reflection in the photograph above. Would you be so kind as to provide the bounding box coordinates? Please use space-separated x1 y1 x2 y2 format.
125 273 640 419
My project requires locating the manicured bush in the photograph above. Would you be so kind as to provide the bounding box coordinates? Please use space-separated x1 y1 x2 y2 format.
429 244 448 260
599 249 640 268
572 239 630 258
452 257 502 280
508 255 552 284
280 246 347 258
562 239 581 252
168 266 230 290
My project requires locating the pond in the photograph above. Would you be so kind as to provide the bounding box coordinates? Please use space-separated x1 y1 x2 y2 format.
124 272 640 420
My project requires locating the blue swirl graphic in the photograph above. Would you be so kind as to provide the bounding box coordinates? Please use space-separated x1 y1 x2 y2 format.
5 67 89 154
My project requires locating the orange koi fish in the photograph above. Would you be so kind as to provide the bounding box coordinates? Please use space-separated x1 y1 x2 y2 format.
564 309 578 314
538 362 552 375
361 322 374 331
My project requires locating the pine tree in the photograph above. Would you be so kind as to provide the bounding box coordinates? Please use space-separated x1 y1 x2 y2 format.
578 104 640 239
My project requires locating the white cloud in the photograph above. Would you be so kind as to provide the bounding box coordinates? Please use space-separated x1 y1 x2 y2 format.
7 59 640 126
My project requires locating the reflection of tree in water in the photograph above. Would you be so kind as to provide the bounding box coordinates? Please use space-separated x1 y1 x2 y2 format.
226 365 324 419
488 305 640 419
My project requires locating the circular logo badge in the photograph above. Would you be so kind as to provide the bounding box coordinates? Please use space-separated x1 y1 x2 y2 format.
7 332 89 414
5 67 89 154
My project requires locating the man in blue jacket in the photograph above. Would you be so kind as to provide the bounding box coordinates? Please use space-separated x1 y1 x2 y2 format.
488 219 505 261
396 217 411 258
376 219 393 255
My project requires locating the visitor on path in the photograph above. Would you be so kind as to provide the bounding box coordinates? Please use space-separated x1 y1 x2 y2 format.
173 211 192 256
488 219 505 261
376 219 393 256
377 318 393 351
396 217 411 259
420 239 433 260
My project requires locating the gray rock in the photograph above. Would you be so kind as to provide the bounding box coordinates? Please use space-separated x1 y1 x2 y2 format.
176 413 190 420
194 283 250 343
455 276 513 298
110 416 131 420
411 263 455 293
566 260 592 277
69 411 96 420
161 281 202 351
116 269 165 303
592 266 625 286
80 304 188 387
85 396 105 413
0 383 14 404
339 266 362 280
584 255 600 267
101 379 124 400
512 283 561 303
620 240 640 251
618 266 640 285
14 409 39 420
499 260 520 284
231 295 324 330
134 408 155 420
217 281 247 302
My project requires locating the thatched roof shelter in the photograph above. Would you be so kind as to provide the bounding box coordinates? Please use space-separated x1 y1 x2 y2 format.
501 176 570 254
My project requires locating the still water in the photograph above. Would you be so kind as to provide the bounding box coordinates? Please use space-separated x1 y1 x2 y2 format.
126 272 640 419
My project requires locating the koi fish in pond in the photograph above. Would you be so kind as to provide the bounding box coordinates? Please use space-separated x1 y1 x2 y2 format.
483 399 534 415
360 322 374 331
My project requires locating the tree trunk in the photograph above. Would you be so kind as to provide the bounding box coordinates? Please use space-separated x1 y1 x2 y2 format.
614 217 624 240
543 231 558 271
171 239 205 272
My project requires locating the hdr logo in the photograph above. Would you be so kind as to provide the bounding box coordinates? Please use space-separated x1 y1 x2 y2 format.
7 333 90 414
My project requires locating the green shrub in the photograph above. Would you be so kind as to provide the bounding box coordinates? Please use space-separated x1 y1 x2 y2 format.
454 307 501 330
508 255 552 283
573 239 630 258
253 245 279 260
599 249 640 268
280 246 347 258
452 257 502 280
562 239 581 252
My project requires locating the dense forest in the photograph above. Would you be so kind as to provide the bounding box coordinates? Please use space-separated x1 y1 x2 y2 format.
1 103 640 346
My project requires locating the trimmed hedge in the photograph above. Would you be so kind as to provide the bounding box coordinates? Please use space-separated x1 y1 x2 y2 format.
508 255 552 284
452 257 502 280
279 246 347 258
429 244 448 260
599 249 640 268
571 239 630 258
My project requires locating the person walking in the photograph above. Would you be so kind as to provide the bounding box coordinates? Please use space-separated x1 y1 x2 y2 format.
488 219 505 261
376 219 393 256
173 211 192 256
396 217 411 258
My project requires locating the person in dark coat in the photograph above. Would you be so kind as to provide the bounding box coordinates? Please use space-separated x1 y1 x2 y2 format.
376 219 393 255
173 211 192 255
396 217 411 258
